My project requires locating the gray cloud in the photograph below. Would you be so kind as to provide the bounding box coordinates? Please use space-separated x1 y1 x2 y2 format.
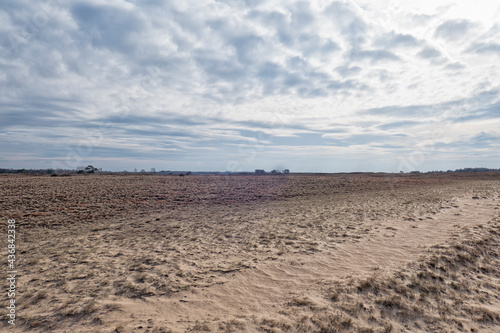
300 35 341 58
364 104 433 118
342 133 408 145
335 64 362 77
290 1 316 28
444 62 467 70
376 120 424 130
0 96 84 130
249 10 293 46
70 2 146 53
364 89 500 121
349 49 400 64
434 131 500 151
409 13 436 25
417 46 442 59
375 31 420 48
324 1 367 47
449 100 500 122
467 42 500 56
230 34 266 65
470 131 500 143
434 19 474 41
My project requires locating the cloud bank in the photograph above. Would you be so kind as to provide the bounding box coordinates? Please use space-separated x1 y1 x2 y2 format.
1 0 500 172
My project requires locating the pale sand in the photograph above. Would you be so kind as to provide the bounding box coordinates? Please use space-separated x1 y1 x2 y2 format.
105 196 499 332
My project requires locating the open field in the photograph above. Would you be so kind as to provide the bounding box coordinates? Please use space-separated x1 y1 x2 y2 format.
1 173 500 332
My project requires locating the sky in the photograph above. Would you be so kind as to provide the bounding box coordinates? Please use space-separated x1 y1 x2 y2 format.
1 0 500 173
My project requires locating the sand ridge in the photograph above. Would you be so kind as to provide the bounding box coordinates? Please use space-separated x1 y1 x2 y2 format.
104 195 499 332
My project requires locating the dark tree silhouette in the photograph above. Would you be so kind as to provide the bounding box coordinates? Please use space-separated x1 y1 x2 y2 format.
84 165 98 174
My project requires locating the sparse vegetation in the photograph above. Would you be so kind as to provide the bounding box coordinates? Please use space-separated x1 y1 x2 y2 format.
310 220 500 332
1 173 499 332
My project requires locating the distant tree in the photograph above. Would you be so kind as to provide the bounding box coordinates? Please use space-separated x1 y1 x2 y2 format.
84 165 98 174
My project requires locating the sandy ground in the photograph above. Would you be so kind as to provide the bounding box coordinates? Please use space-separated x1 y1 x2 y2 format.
1 173 500 332
106 196 500 332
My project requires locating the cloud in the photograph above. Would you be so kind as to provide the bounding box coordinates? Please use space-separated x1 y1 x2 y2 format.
335 64 362 77
470 131 500 144
323 1 367 47
289 1 316 28
250 10 293 46
349 49 400 64
364 88 500 122
408 13 436 25
70 2 146 53
444 62 466 70
449 100 500 122
230 34 266 65
375 31 420 48
364 104 434 118
417 46 442 59
1 0 500 172
300 35 340 58
376 120 424 131
467 42 500 56
434 19 474 41
0 96 85 130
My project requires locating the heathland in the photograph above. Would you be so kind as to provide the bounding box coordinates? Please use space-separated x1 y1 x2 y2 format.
1 173 500 332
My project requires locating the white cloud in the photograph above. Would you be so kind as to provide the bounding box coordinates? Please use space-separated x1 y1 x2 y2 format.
1 0 500 172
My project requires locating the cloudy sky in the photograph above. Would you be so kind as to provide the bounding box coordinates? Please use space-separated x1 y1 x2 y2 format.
1 0 500 172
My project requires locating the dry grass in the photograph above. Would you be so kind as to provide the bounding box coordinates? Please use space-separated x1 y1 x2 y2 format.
303 219 500 333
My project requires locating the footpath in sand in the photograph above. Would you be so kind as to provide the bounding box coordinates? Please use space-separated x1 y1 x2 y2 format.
109 195 500 332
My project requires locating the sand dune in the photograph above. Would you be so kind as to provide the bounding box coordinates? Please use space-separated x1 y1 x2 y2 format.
105 196 500 332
